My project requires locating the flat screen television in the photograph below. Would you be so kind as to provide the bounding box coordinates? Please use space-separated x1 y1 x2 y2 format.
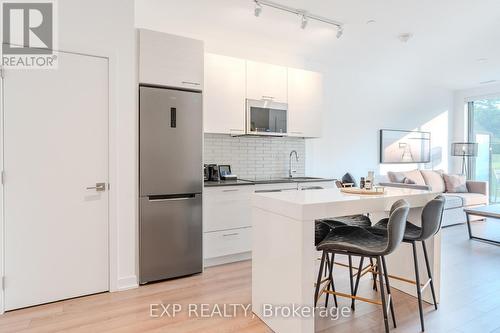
380 129 431 164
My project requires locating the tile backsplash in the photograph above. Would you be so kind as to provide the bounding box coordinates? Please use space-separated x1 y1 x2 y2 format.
204 134 306 180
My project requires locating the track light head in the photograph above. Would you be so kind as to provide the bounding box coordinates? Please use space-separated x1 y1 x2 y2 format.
336 26 343 39
297 10 308 29
300 14 308 29
254 1 262 17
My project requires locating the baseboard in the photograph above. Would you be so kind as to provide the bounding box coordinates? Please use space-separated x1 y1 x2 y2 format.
116 275 139 291
204 252 252 268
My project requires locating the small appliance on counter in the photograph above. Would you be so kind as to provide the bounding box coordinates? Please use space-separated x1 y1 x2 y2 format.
206 164 219 181
218 165 238 181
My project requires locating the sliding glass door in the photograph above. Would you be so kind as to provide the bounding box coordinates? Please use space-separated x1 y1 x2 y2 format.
469 98 500 202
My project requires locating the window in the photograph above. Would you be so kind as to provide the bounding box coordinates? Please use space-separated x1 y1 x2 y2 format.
468 97 500 202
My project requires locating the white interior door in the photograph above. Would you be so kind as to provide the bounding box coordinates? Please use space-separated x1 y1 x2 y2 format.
3 50 109 310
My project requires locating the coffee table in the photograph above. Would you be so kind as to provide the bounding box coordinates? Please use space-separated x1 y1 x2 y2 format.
464 205 500 245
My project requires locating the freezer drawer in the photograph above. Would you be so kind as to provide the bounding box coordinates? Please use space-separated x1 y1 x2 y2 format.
139 86 203 196
139 194 202 284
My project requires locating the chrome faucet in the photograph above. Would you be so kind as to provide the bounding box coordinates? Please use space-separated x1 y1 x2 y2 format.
289 150 299 178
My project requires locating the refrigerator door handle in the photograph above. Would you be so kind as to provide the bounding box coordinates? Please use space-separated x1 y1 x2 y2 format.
148 194 198 202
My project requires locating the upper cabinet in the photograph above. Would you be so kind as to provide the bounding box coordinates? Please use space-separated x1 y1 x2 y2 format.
204 53 246 135
138 29 204 90
246 61 288 103
203 54 323 138
288 68 323 138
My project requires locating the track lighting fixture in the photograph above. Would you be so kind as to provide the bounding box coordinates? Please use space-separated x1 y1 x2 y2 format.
251 0 343 36
336 26 343 39
254 0 262 17
299 12 308 29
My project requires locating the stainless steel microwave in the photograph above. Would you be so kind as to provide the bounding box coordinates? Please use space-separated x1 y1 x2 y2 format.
246 99 288 136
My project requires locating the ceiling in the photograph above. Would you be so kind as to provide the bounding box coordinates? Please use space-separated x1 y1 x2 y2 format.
136 0 500 91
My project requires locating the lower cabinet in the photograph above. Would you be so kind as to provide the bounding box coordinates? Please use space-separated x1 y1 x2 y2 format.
203 180 335 267
204 227 252 259
203 186 253 267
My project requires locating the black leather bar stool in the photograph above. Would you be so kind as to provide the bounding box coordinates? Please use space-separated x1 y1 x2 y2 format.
314 199 410 333
312 181 375 308
315 215 375 308
365 195 445 332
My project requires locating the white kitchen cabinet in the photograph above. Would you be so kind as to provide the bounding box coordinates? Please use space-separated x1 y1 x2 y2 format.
203 185 253 232
139 29 204 90
204 227 252 259
288 68 323 138
246 60 288 103
204 53 246 134
203 181 335 266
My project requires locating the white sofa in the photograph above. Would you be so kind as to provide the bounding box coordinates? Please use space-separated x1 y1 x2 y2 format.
379 170 488 227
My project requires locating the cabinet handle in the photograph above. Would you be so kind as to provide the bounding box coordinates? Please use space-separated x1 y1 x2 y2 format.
291 131 303 134
262 95 274 100
182 81 201 86
223 233 239 237
222 189 239 192
230 129 244 132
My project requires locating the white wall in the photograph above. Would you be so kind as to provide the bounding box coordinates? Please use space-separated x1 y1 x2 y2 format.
307 67 454 181
57 0 137 291
451 83 500 173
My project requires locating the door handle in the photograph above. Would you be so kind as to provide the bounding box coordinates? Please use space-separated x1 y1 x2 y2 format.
86 182 106 192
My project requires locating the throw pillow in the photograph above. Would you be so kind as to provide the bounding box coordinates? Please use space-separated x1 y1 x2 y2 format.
387 171 406 183
443 174 468 193
402 170 426 186
421 170 446 193
403 177 416 184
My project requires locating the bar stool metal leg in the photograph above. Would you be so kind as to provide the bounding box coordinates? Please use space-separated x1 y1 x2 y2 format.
314 251 326 307
381 256 396 328
412 241 425 332
422 241 438 310
325 253 338 308
377 256 390 333
348 255 355 310
352 256 364 310
369 257 378 291
324 253 330 306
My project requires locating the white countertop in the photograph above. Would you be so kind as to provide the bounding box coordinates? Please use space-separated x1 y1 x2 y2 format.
252 187 439 221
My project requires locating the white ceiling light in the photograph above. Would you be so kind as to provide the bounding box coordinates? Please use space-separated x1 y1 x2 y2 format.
254 0 262 17
398 33 413 43
251 0 343 36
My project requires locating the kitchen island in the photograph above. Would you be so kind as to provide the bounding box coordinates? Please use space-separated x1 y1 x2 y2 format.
251 187 440 333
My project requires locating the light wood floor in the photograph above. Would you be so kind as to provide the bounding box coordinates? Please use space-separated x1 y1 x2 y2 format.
1 221 500 333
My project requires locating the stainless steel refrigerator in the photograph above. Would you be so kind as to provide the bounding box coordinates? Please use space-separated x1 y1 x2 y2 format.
139 85 203 284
